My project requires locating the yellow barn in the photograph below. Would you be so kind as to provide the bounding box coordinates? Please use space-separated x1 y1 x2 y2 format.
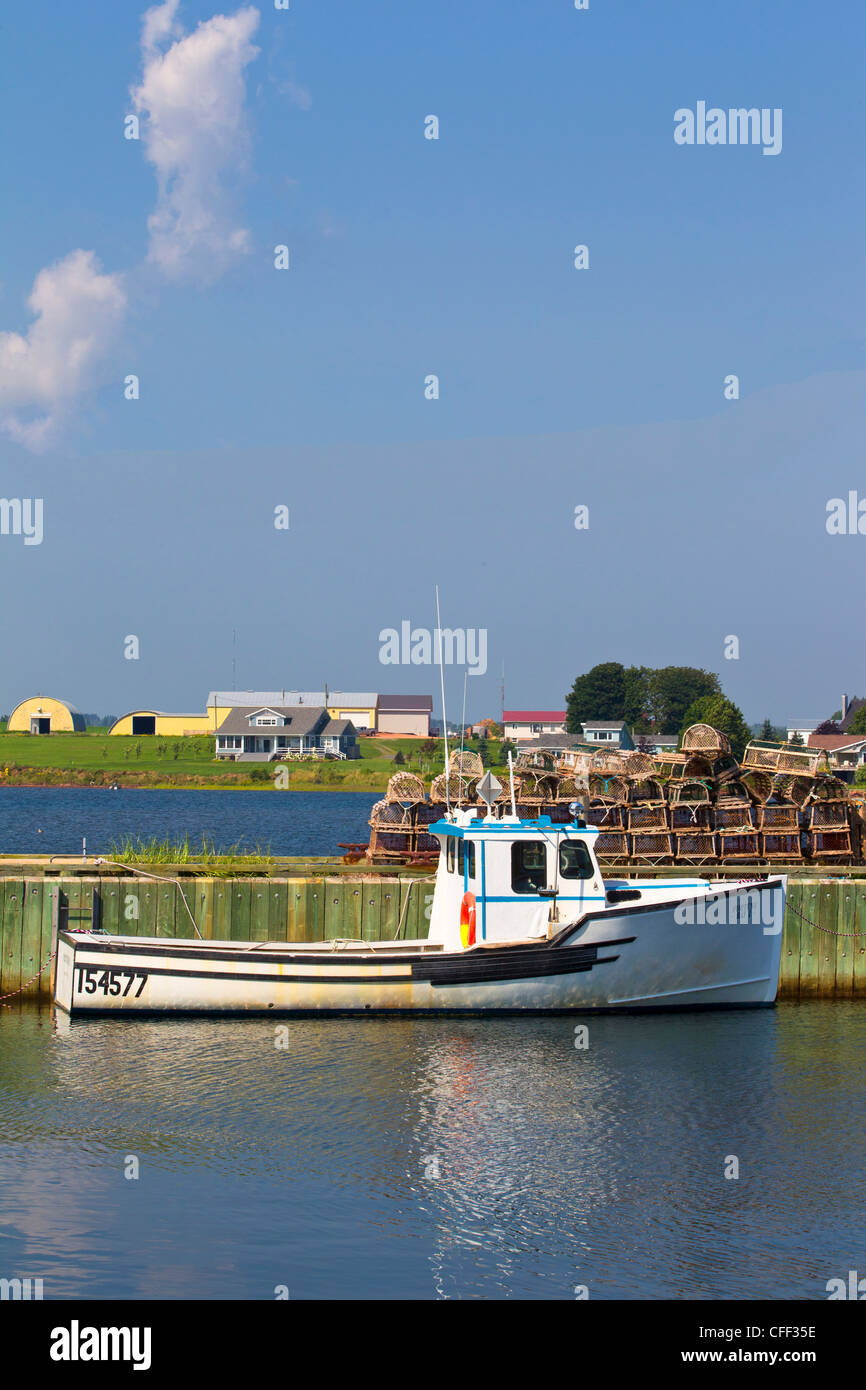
109 710 224 737
7 696 87 734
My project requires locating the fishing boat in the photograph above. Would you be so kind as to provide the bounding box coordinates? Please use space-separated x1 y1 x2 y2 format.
53 803 785 1016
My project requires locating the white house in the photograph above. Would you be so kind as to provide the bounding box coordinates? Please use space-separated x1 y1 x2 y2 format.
503 710 567 740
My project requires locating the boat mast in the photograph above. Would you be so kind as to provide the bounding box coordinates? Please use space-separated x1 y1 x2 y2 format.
435 584 451 814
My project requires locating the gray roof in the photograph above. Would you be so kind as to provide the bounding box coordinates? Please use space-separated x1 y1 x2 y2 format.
581 720 627 730
377 694 433 712
208 690 376 709
215 706 329 736
516 734 590 750
840 697 866 732
323 718 355 735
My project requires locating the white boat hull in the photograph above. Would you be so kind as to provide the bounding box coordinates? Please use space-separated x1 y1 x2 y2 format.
54 878 785 1015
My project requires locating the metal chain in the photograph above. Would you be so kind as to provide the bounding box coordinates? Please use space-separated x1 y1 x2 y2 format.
787 902 866 939
0 949 56 1006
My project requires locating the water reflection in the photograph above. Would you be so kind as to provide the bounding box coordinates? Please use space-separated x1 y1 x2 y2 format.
1 1004 865 1298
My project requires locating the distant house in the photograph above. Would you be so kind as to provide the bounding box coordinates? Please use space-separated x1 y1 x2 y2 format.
580 720 634 750
7 696 87 734
807 732 866 778
786 722 819 743
208 690 378 732
215 706 358 761
376 694 433 737
503 710 567 739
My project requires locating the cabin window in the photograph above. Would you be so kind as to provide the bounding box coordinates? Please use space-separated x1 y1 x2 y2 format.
511 841 547 894
458 839 476 879
446 838 456 873
559 841 595 880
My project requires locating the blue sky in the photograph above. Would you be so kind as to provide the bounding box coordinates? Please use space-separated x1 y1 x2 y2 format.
0 0 863 727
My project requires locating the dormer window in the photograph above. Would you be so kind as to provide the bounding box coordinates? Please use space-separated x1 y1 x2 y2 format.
256 716 278 726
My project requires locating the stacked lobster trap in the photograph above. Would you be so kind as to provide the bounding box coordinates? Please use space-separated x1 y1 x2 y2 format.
364 727 860 866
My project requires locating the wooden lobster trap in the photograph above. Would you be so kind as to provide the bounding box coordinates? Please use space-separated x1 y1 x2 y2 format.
653 750 688 778
741 769 774 805
681 723 732 758
626 777 668 831
806 800 850 830
594 831 629 859
413 800 444 853
449 749 484 779
368 798 416 859
586 798 626 830
716 829 761 860
760 831 802 860
806 827 853 860
627 801 669 831
619 751 657 779
742 740 825 776
757 803 800 832
714 798 759 859
432 772 476 806
589 773 629 803
674 830 718 864
667 779 712 831
713 800 755 831
385 771 427 803
629 830 674 864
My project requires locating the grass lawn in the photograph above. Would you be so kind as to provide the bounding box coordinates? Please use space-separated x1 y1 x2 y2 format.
0 730 510 791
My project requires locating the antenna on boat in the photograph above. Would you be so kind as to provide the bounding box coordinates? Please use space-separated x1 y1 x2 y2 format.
435 585 451 814
457 669 468 807
507 749 518 818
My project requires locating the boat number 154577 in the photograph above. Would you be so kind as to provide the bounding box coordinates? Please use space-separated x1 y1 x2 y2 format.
75 965 148 998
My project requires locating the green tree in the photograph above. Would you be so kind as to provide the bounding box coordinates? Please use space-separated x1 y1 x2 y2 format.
393 749 406 765
679 694 751 760
623 666 652 730
648 667 721 732
565 662 626 732
845 705 866 736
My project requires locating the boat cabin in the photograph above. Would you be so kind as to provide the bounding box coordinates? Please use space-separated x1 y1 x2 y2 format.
427 811 606 952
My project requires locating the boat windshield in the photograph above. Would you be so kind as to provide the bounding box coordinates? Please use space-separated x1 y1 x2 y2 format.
559 840 595 880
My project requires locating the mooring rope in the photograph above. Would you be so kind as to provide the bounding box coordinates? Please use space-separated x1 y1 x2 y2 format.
94 859 203 938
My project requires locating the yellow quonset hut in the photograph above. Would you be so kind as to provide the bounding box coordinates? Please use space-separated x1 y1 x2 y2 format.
8 696 87 733
109 710 223 737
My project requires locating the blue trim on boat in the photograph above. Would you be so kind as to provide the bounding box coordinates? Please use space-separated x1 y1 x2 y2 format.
429 817 599 838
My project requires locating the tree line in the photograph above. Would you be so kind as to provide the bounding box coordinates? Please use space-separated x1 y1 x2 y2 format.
565 663 753 758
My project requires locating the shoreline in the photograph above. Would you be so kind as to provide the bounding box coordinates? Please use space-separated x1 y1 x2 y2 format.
0 781 384 793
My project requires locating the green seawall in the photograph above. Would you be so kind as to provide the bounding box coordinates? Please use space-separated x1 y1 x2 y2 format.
1 874 864 1002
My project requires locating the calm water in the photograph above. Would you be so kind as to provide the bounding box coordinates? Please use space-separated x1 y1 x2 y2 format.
1 1003 864 1299
0 788 378 857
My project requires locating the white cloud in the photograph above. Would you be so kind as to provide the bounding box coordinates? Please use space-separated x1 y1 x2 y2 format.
132 2 261 279
0 250 126 451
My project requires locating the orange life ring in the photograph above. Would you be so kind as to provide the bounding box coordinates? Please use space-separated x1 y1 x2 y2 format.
460 891 476 948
